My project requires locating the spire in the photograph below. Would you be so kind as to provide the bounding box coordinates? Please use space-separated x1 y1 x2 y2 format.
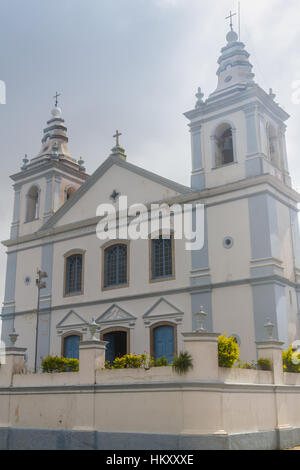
31 104 75 163
110 130 127 160
208 26 255 99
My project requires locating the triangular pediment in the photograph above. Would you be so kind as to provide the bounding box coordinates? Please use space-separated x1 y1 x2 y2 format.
39 155 192 231
143 298 183 319
96 304 136 324
56 310 88 329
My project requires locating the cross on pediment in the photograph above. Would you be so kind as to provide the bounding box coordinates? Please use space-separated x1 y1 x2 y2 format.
113 130 122 147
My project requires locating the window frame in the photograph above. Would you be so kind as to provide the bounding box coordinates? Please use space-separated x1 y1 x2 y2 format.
63 249 85 297
149 233 175 283
101 241 130 291
210 121 237 169
61 331 83 358
100 326 130 357
149 321 178 361
25 185 41 223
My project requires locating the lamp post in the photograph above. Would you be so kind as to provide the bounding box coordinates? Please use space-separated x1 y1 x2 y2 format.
34 268 48 372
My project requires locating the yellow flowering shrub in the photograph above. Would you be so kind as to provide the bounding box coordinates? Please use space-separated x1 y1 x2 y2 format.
218 334 239 368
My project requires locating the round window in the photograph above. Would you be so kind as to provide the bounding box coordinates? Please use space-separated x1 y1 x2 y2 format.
223 237 234 249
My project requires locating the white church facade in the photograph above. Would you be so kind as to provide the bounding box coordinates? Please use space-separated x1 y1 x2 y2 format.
2 26 300 370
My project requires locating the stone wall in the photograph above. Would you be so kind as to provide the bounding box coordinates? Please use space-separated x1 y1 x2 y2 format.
0 334 300 450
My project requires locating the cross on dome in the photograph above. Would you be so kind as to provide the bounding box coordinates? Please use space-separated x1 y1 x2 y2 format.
53 91 61 108
225 10 236 31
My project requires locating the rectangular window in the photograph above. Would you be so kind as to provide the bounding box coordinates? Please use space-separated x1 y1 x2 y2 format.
152 236 173 280
65 254 83 295
104 244 127 288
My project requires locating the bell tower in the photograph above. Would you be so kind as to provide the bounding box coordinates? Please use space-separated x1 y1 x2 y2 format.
186 21 300 355
185 26 291 191
9 103 88 240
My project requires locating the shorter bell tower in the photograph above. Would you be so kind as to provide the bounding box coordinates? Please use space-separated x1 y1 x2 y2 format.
9 103 88 240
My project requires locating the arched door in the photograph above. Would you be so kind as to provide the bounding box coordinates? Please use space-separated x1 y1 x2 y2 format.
103 331 127 365
64 335 81 359
153 325 175 364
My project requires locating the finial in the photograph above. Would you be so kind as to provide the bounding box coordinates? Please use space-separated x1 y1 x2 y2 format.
269 88 276 100
195 87 204 108
226 10 236 31
53 91 61 108
264 319 275 340
113 130 122 147
225 10 238 44
51 142 59 159
194 306 208 332
21 154 29 170
78 157 85 172
111 130 126 160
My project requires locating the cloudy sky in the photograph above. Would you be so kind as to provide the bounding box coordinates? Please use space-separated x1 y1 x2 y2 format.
0 0 300 304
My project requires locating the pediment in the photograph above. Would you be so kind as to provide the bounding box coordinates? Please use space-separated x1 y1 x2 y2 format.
143 298 183 320
56 310 88 329
40 155 192 231
96 304 136 324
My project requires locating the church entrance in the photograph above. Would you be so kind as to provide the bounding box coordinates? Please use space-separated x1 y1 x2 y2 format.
64 334 81 359
152 324 175 364
103 330 128 365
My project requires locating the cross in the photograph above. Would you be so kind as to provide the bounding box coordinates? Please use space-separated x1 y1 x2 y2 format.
110 189 120 202
53 91 61 107
226 10 236 31
113 130 122 147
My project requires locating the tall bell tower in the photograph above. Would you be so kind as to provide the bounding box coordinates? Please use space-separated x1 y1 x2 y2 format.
185 25 291 192
185 23 300 358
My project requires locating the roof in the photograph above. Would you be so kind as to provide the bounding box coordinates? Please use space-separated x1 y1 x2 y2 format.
39 153 192 232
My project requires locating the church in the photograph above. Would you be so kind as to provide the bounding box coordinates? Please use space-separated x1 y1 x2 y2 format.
2 23 300 371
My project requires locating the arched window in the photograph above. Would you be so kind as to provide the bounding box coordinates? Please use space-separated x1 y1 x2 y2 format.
26 185 40 222
213 123 234 167
151 235 174 280
63 333 81 359
65 186 76 201
64 252 84 296
267 123 281 168
103 243 128 289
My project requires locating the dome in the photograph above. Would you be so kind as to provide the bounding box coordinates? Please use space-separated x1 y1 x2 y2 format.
226 30 238 44
51 107 62 118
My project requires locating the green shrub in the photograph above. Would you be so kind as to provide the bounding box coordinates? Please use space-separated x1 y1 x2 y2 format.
106 353 154 370
218 334 239 368
257 358 272 371
238 361 256 370
41 355 79 373
172 352 193 375
282 346 300 373
154 356 169 367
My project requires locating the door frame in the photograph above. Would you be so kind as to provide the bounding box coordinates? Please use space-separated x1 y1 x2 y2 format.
100 326 130 356
150 322 177 360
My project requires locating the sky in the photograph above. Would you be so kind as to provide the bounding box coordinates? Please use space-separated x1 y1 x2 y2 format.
0 0 300 304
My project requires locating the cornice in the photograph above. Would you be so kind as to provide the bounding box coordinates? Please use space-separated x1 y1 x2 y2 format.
3 174 299 249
